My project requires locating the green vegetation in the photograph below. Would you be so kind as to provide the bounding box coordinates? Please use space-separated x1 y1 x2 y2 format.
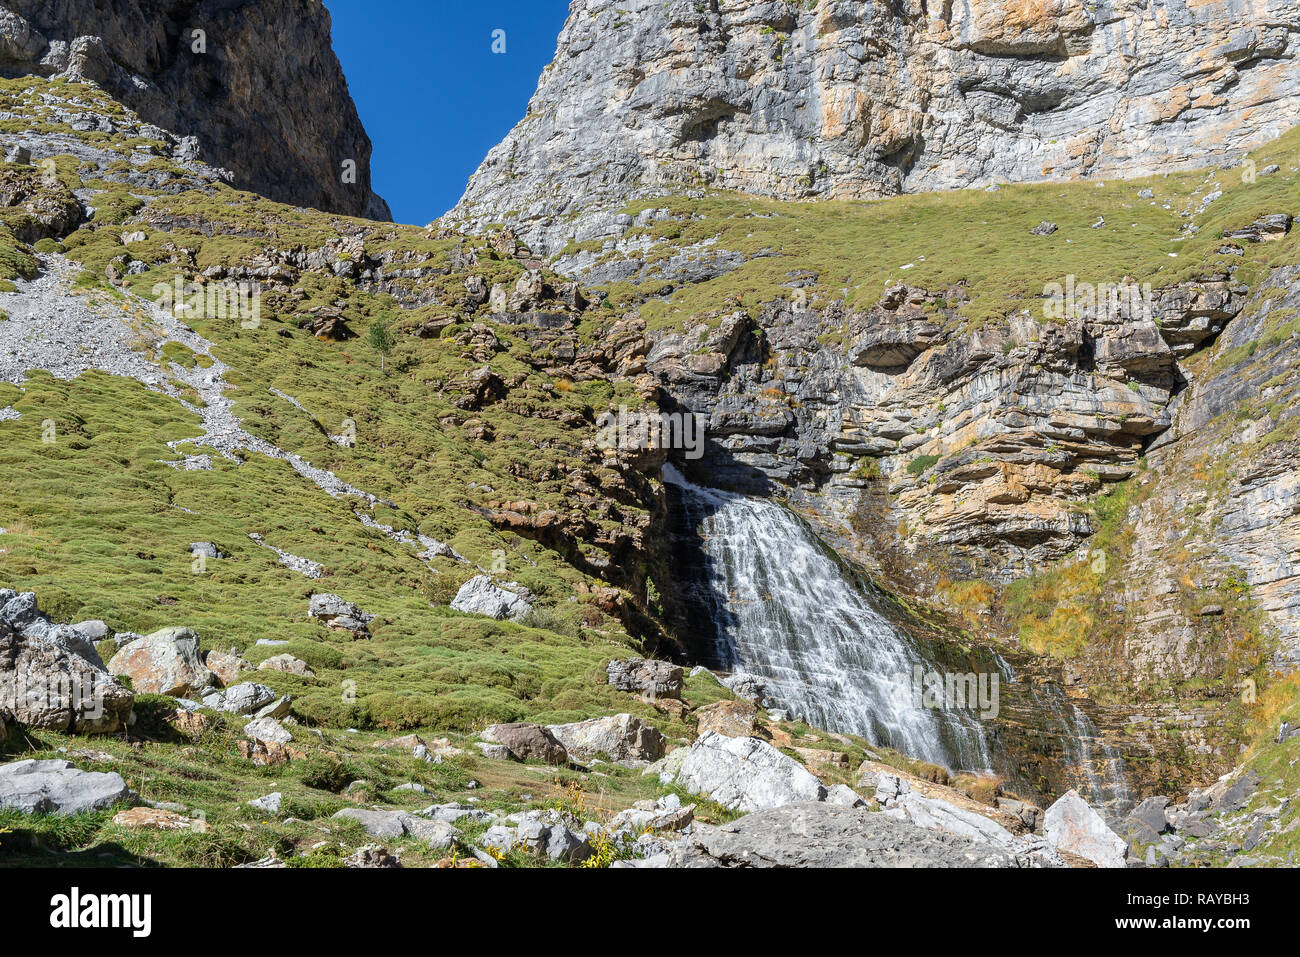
906 454 940 478
573 126 1300 334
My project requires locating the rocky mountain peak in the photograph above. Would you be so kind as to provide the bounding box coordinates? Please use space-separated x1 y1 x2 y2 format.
448 0 1300 254
0 0 389 220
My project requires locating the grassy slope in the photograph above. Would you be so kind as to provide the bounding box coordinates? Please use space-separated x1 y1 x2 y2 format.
581 126 1300 334
3 75 1299 864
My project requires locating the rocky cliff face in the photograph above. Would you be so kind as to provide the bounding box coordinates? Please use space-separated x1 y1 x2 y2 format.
449 0 1300 254
0 0 389 220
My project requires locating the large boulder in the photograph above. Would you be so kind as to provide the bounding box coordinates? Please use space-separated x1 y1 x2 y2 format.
479 722 568 764
1128 796 1171 836
243 716 291 745
883 791 1063 866
108 625 211 697
672 731 827 812
450 576 533 621
308 593 373 637
606 657 683 699
695 699 759 737
546 713 666 764
669 803 1025 868
0 591 133 734
0 759 136 815
1044 789 1128 868
201 682 277 715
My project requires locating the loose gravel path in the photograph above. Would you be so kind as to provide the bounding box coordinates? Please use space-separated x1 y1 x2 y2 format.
0 254 461 569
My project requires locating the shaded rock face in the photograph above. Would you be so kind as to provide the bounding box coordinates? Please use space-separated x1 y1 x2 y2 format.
0 591 133 734
0 0 389 220
1141 265 1300 669
450 0 1300 253
651 285 1211 577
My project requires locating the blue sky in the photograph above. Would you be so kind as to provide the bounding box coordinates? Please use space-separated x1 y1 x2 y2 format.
324 0 571 226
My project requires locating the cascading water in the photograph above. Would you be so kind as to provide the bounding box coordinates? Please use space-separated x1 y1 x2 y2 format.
665 464 992 771
1035 679 1133 814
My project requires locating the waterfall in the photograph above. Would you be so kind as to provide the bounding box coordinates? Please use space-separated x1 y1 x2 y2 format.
665 465 992 771
1014 668 1133 815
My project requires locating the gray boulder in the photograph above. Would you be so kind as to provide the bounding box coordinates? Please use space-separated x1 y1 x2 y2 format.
608 794 695 834
3 142 32 165
417 803 498 826
545 713 666 764
243 716 291 745
1217 772 1259 813
201 682 277 715
606 657 683 699
479 723 568 765
1044 789 1128 868
71 620 109 641
672 731 827 812
824 784 867 808
308 593 373 637
247 792 283 815
883 791 1064 866
475 741 513 761
189 542 225 560
669 803 1027 868
333 807 458 849
1223 212 1292 243
0 759 136 815
257 654 316 678
0 591 133 734
450 576 533 621
1128 796 1171 835
479 810 592 862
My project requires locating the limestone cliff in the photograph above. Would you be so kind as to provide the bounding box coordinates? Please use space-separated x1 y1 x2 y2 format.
0 0 390 220
449 0 1300 254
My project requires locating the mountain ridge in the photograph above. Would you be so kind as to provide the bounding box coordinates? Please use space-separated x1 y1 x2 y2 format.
448 0 1300 256
0 0 390 220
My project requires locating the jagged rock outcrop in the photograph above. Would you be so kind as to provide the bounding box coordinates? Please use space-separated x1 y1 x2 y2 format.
449 0 1300 254
0 0 389 219
648 283 1206 575
0 591 133 734
1123 264 1300 669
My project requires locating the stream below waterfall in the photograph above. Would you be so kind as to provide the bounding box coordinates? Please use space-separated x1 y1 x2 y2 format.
665 465 1132 812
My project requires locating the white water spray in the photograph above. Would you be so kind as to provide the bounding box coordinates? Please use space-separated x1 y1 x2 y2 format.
665 464 991 770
